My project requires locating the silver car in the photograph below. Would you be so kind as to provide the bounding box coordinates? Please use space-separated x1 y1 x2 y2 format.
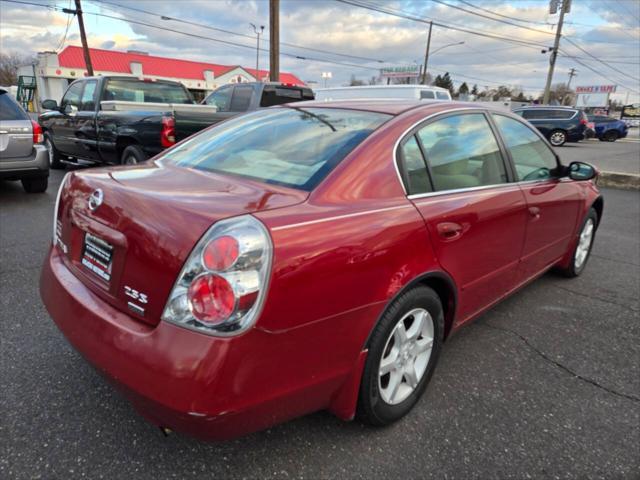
0 89 49 193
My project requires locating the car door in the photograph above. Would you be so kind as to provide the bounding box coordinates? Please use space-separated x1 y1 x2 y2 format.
399 111 528 326
51 80 84 156
68 79 100 161
491 113 583 281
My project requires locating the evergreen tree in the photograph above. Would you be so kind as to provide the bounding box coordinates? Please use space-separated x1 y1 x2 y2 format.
471 84 479 95
435 72 455 95
458 82 469 96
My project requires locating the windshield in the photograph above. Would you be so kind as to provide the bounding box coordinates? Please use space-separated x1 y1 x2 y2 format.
161 107 391 191
103 79 193 104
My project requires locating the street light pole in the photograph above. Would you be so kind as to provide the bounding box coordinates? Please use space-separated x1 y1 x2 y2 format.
250 23 264 81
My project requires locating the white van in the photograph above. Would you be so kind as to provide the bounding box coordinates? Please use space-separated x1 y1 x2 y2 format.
314 85 452 102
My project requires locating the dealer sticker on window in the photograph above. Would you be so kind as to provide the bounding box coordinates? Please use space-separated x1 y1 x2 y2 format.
81 233 113 282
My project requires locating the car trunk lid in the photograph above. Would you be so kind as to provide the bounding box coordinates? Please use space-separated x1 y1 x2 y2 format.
0 120 33 159
55 162 307 326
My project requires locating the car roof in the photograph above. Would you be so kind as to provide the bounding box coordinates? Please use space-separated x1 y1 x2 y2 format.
314 85 450 92
289 99 506 116
515 105 578 110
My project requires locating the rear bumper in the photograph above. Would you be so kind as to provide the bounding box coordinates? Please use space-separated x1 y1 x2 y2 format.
0 145 48 179
40 247 361 440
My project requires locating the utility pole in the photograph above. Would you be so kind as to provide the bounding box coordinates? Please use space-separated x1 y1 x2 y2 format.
250 23 264 81
269 0 279 82
562 67 577 105
543 0 569 104
421 21 433 85
74 0 94 76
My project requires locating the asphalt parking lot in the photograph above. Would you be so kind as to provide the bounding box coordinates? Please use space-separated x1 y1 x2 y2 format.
1 165 639 478
556 130 640 175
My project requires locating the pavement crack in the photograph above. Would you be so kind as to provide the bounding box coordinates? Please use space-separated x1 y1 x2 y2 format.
481 322 640 403
552 284 639 313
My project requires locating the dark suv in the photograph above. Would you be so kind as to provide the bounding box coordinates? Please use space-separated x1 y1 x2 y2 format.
512 106 588 146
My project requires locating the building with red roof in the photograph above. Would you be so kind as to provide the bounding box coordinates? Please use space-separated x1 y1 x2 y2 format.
27 45 306 103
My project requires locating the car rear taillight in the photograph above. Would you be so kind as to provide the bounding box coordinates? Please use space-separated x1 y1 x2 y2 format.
160 116 176 148
580 118 588 126
31 120 43 144
161 215 273 335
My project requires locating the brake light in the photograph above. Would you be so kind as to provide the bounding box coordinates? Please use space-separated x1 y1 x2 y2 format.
160 116 175 147
161 215 273 335
580 118 588 126
31 120 43 144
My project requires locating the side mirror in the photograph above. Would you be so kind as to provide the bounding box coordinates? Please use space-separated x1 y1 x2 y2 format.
64 104 78 117
41 99 58 110
568 161 597 181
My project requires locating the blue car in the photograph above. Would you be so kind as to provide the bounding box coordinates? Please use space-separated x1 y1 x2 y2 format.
588 115 629 142
513 107 588 146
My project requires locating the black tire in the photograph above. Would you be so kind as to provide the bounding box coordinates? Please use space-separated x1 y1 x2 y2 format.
604 130 618 142
358 285 444 426
559 208 598 278
548 129 567 147
120 145 147 165
21 176 48 193
44 134 63 169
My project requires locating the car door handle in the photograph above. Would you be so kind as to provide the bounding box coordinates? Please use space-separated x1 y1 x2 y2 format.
436 222 463 241
528 206 541 219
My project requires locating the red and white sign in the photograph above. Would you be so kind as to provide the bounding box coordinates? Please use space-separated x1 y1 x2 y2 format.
575 85 617 94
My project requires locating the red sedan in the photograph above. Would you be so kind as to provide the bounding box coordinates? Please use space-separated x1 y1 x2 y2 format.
40 100 602 440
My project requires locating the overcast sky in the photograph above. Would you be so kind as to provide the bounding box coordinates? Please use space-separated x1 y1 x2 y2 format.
1 0 638 102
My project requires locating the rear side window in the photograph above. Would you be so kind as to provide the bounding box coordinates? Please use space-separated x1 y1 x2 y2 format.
260 87 304 107
162 107 390 191
436 91 450 100
229 85 253 111
61 82 83 110
103 79 192 104
399 136 432 195
80 80 97 111
493 114 558 181
550 109 575 119
0 92 28 120
420 90 435 99
416 113 508 192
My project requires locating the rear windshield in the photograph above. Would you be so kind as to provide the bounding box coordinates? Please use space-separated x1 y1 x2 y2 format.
103 79 193 104
161 107 390 191
0 92 28 120
260 87 314 107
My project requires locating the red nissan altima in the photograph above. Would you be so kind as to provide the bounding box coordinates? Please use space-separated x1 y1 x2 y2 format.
41 100 602 440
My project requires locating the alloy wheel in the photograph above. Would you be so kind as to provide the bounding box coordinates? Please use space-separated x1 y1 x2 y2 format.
45 139 54 167
550 131 566 146
378 308 434 405
575 218 594 269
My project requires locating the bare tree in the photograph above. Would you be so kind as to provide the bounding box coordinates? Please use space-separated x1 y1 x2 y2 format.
349 74 366 86
0 52 36 86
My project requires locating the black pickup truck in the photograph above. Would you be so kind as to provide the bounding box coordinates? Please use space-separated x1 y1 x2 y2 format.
39 76 218 168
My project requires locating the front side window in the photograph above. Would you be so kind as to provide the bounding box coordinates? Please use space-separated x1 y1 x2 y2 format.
79 80 97 111
493 114 558 181
436 91 450 100
399 136 432 195
204 86 232 112
61 82 83 110
161 107 390 191
420 90 435 99
416 113 508 192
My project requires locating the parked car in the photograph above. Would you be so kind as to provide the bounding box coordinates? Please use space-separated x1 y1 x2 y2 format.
587 114 629 142
0 88 49 193
39 76 218 168
512 106 588 146
41 100 602 441
314 85 452 102
201 82 314 122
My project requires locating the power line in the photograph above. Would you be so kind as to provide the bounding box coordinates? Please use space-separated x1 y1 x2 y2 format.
96 0 387 64
334 0 548 49
457 0 552 26
610 0 640 23
0 0 385 72
430 0 554 36
563 36 640 83
558 49 639 94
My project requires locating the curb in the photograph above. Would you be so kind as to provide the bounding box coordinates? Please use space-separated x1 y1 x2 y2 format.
599 171 640 191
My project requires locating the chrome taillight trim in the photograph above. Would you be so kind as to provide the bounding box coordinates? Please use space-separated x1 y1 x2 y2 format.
52 172 70 246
